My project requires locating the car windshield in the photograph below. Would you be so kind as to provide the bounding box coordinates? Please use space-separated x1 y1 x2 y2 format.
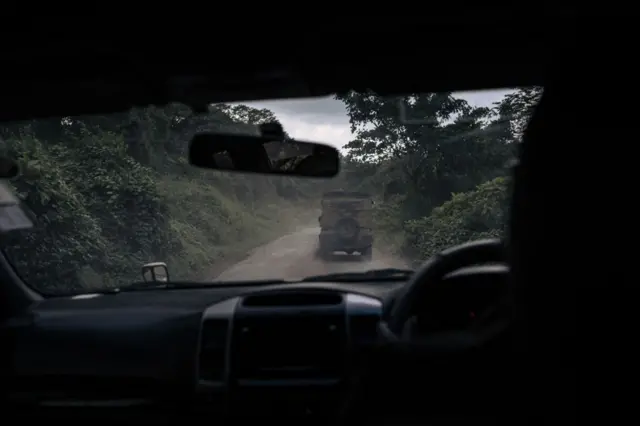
0 88 541 296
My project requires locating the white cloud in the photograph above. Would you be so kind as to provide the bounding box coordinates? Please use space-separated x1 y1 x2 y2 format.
279 119 352 147
242 89 513 149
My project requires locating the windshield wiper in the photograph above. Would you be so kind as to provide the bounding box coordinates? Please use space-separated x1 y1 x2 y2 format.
91 278 289 294
301 268 414 283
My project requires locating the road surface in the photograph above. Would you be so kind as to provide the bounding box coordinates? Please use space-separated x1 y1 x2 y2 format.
215 227 407 281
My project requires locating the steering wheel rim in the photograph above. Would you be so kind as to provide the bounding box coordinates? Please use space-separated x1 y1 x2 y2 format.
380 238 507 346
339 239 510 424
338 239 511 425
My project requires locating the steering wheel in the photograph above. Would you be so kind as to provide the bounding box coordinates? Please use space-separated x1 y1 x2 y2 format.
381 238 508 347
339 239 512 424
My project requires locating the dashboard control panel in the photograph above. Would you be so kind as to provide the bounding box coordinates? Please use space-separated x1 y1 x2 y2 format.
197 290 382 391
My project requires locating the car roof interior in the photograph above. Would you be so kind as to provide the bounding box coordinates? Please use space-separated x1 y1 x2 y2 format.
2 16 560 121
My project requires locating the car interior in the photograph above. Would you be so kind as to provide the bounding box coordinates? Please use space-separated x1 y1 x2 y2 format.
0 16 584 426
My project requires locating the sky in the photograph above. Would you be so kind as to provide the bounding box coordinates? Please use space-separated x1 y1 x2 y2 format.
242 89 512 149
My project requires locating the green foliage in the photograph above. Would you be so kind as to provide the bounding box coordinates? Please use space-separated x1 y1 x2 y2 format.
338 87 542 263
0 105 320 295
405 177 510 262
2 135 107 292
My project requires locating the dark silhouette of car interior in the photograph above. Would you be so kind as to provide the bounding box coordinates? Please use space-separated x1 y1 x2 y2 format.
0 18 579 426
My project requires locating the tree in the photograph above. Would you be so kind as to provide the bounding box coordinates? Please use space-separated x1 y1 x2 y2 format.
217 105 280 126
337 91 512 218
0 102 308 294
495 87 543 140
336 87 540 260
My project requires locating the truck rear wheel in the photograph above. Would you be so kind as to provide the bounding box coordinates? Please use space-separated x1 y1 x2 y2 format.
316 243 331 261
360 246 372 261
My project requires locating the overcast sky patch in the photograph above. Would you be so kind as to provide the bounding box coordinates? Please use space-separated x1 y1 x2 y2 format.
241 89 513 149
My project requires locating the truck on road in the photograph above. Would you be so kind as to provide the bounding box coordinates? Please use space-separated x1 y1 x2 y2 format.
317 190 374 261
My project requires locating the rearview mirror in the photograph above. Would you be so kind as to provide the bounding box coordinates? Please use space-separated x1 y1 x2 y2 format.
141 262 170 283
189 132 340 178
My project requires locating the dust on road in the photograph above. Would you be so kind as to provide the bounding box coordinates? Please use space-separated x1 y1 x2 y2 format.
214 227 407 282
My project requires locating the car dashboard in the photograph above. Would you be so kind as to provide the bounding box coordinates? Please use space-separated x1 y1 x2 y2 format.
200 289 383 420
3 267 506 423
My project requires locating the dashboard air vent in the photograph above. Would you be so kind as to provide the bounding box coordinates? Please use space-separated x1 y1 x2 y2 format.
242 291 342 307
198 318 228 382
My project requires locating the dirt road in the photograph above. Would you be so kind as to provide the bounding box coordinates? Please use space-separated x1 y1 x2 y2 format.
214 226 407 281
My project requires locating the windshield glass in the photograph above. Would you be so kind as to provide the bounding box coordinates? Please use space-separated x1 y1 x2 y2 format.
0 88 541 295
